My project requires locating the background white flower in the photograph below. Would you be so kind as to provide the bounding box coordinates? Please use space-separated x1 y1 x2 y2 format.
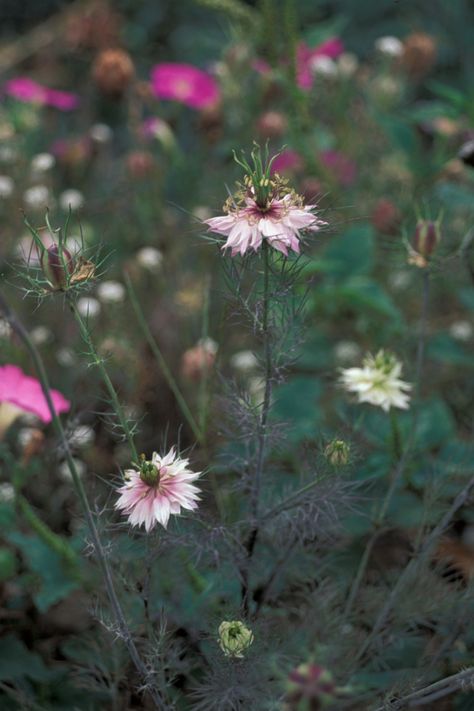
340 350 411 411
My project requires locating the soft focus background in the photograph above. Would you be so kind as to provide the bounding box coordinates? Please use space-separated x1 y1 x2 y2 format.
0 1 473 709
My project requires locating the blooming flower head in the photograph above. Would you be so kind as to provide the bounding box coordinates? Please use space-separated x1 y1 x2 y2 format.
115 448 201 531
5 77 79 110
151 63 220 110
218 620 254 658
340 350 411 412
205 147 326 257
0 364 70 436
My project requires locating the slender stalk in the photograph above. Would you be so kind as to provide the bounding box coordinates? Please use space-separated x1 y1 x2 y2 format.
356 472 474 664
372 665 474 710
342 270 430 621
124 271 203 445
0 291 165 709
67 295 139 462
242 242 273 612
198 275 211 439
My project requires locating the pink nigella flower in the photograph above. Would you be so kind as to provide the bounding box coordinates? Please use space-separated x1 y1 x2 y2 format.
151 63 220 110
5 77 79 110
115 448 201 531
0 364 70 423
206 192 325 257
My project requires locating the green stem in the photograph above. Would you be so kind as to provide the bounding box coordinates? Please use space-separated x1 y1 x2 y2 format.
390 410 402 462
198 276 212 440
242 242 272 612
0 291 165 709
124 271 203 445
68 296 139 462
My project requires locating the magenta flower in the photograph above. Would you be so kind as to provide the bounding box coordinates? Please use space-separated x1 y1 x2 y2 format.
115 448 201 531
151 63 219 110
320 149 357 186
270 149 304 175
5 77 79 111
0 364 70 423
206 192 325 257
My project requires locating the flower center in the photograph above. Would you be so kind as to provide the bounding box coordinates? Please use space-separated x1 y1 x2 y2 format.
138 454 160 486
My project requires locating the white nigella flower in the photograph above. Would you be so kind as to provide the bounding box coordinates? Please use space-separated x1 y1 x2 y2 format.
136 246 163 271
57 347 76 367
449 320 472 342
334 340 362 365
31 152 55 173
310 55 338 77
90 123 113 143
23 184 50 209
0 482 15 503
375 36 404 57
337 52 359 77
96 280 126 304
340 350 411 412
230 350 259 372
0 175 14 198
58 458 86 481
60 189 84 212
0 318 12 339
69 424 95 448
30 325 53 345
76 297 101 318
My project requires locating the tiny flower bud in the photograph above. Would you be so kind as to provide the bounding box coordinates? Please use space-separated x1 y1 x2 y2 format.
41 243 75 290
324 439 350 467
218 620 254 658
413 218 441 260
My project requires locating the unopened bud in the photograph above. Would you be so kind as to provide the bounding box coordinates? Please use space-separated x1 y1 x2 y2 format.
218 620 253 658
41 243 75 290
413 218 441 260
324 439 350 467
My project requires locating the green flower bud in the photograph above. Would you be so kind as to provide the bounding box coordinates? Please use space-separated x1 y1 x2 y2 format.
218 620 254 658
324 439 350 467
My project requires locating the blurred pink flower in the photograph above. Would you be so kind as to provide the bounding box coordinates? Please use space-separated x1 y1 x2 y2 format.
252 38 344 89
115 448 201 531
205 193 325 257
0 364 70 423
297 38 344 89
320 149 357 186
5 77 79 110
151 63 220 109
270 150 304 175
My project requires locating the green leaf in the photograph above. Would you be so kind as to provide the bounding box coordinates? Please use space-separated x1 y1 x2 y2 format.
321 224 375 280
415 399 456 450
0 635 56 682
457 287 474 311
7 532 78 612
272 376 322 442
427 333 473 367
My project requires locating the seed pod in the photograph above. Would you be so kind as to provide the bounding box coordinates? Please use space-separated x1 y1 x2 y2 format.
41 243 75 290
413 219 441 260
